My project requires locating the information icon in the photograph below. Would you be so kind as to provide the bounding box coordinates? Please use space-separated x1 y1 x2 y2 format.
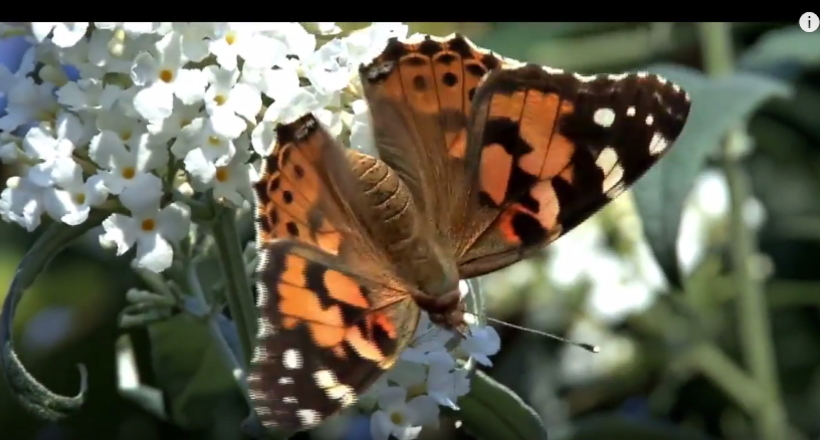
800 12 819 32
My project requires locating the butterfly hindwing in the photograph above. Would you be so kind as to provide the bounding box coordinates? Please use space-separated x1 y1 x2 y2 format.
457 65 691 277
250 116 420 432
250 241 418 431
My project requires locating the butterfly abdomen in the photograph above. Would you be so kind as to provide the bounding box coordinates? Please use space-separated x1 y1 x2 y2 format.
345 149 460 297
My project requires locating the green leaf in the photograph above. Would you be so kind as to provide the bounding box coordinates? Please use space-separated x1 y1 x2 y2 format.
147 313 246 433
631 64 792 286
738 25 820 71
455 369 548 440
569 414 716 440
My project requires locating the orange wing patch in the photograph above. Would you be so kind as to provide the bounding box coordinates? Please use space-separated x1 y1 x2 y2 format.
253 117 347 255
458 64 691 278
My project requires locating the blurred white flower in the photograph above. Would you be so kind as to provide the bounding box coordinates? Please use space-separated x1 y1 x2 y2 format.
370 386 439 440
30 22 88 47
0 77 58 132
42 169 108 226
0 175 45 231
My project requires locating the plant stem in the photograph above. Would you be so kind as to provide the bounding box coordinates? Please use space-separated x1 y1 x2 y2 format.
211 203 257 367
697 22 790 440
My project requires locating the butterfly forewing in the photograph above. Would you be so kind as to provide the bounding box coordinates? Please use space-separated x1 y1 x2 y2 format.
457 66 691 277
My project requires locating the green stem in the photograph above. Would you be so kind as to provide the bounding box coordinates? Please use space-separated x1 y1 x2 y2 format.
210 204 256 367
185 262 251 398
698 22 790 440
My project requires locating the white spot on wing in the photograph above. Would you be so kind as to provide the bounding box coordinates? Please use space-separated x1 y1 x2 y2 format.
279 377 293 385
645 114 654 126
251 346 269 364
282 396 298 404
283 348 303 370
314 369 357 407
297 409 323 427
596 147 625 196
314 369 338 388
626 106 636 117
649 132 669 155
257 317 276 338
573 72 596 82
593 108 616 128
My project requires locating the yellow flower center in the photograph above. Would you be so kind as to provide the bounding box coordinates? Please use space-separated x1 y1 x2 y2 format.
159 69 174 83
121 167 136 179
390 411 405 425
225 31 237 45
213 94 227 106
207 136 221 146
73 193 86 204
120 130 132 141
215 166 229 183
141 218 156 232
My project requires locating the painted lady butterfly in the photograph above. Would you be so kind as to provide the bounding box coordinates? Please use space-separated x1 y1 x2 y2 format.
248 33 691 431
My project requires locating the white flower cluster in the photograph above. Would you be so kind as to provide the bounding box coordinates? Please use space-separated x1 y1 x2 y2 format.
0 22 500 440
0 22 402 272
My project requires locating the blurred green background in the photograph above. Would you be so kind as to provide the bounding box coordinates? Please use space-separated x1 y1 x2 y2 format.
2 22 820 440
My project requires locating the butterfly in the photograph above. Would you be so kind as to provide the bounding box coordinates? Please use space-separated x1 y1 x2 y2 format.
247 33 691 432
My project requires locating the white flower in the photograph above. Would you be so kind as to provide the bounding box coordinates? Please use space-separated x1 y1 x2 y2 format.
30 22 88 47
240 64 299 101
250 88 323 156
268 23 316 66
172 116 237 167
42 168 108 225
23 125 78 187
185 140 254 206
0 175 45 231
203 65 261 138
344 22 408 68
304 22 342 36
147 99 202 141
131 32 207 121
56 78 121 112
303 39 351 95
370 386 439 440
426 361 470 409
94 22 169 37
172 22 214 63
85 29 157 77
100 201 191 273
0 77 58 132
209 23 287 71
89 129 167 211
458 324 501 367
0 134 21 163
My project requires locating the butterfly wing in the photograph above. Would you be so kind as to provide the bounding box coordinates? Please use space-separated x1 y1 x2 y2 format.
457 65 691 277
250 115 420 431
359 34 691 279
359 33 508 247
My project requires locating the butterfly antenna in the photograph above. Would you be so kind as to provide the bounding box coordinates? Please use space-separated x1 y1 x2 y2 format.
486 317 600 353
